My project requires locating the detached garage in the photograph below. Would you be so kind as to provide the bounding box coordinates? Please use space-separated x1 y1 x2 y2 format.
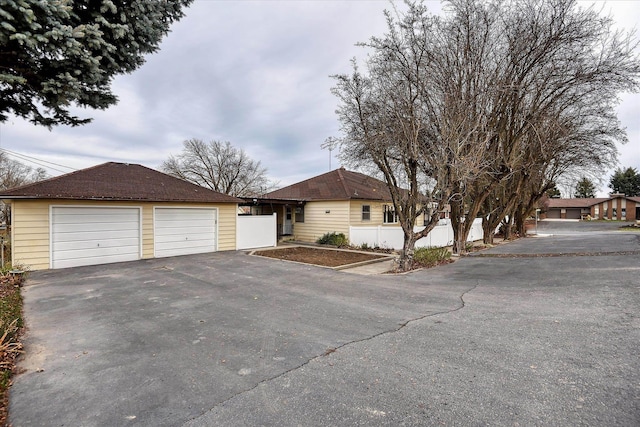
0 162 241 270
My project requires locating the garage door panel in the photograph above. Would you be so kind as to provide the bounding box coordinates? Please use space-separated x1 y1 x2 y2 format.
153 226 214 236
546 209 560 219
156 237 214 249
51 207 141 269
53 237 141 252
154 208 217 258
155 243 214 258
54 252 140 270
155 233 214 244
155 216 214 227
156 208 213 218
53 225 138 240
154 221 215 231
566 209 582 219
52 209 138 222
54 245 140 261
52 218 138 228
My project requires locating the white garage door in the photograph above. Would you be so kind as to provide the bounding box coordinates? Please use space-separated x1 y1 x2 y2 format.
51 207 141 269
154 208 217 258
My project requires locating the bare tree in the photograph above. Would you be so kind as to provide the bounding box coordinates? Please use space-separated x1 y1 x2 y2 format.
447 0 638 246
332 2 493 269
333 0 638 265
162 139 276 198
0 153 48 224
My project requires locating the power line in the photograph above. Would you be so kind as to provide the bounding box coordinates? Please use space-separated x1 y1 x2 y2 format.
0 148 77 174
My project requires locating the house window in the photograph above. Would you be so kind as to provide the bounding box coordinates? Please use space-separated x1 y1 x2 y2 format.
362 205 371 221
383 205 398 224
612 208 617 219
621 208 626 220
295 206 304 223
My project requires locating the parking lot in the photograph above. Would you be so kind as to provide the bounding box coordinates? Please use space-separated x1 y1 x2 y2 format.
10 222 640 426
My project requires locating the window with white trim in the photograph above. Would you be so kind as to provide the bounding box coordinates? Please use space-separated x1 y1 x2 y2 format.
362 205 371 221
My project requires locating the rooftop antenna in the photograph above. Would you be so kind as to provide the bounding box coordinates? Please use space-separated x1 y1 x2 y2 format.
321 137 339 171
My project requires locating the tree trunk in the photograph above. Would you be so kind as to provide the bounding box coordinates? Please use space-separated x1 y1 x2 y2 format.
399 232 416 271
514 207 526 237
450 200 464 255
482 217 495 245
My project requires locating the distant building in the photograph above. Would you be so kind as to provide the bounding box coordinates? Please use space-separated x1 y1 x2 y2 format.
545 194 640 220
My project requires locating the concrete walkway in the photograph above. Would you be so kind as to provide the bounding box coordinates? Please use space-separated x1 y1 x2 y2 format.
340 257 397 275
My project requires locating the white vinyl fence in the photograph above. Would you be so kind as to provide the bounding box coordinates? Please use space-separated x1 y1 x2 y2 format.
237 213 277 250
349 218 483 250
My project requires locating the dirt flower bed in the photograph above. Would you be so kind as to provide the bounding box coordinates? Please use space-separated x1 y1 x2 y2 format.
254 246 388 267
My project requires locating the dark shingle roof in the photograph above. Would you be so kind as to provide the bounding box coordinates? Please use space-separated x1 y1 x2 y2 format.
264 168 394 201
546 195 640 208
0 162 242 203
547 198 609 208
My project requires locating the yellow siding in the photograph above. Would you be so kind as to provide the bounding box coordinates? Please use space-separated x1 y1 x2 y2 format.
293 201 350 243
11 201 50 270
142 205 154 258
349 200 426 227
215 203 237 251
349 200 387 226
8 200 237 271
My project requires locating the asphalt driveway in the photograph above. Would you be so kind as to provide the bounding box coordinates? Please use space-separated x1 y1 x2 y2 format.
10 224 640 426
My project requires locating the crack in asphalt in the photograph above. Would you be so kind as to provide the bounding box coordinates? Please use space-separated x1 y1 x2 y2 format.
182 281 479 426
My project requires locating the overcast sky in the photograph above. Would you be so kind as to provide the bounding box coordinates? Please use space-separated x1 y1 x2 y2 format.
0 0 638 196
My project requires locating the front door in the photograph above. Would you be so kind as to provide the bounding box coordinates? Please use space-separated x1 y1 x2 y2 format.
283 206 293 235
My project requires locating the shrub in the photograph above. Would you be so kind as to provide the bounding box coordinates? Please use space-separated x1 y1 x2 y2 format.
316 232 348 247
413 246 451 267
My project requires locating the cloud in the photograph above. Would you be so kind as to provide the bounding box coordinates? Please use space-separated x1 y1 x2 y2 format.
0 0 637 192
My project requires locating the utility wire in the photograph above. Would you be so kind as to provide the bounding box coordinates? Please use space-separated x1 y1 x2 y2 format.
0 147 77 174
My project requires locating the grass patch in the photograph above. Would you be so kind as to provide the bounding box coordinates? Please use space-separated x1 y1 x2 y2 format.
413 246 452 268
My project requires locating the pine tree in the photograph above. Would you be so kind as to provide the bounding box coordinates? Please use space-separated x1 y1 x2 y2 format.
574 178 596 198
609 167 640 196
0 0 192 127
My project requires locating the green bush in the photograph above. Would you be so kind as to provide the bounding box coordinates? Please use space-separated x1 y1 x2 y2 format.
316 232 348 247
413 246 451 266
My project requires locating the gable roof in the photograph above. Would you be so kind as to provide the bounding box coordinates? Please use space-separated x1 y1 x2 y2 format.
264 168 394 202
0 162 242 203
